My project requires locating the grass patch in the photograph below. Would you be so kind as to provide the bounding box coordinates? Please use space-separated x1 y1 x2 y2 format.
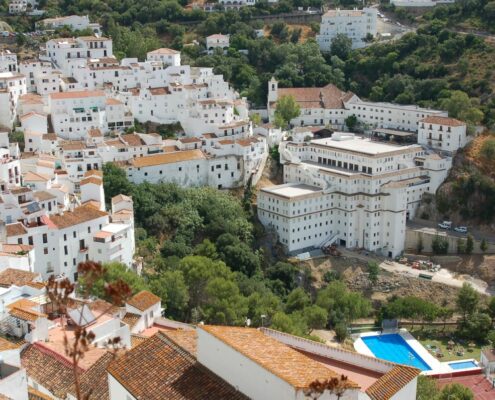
409 327 482 362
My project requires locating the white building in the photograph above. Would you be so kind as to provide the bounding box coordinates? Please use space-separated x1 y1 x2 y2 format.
206 34 230 53
218 0 257 9
36 15 102 35
0 51 17 73
267 78 448 133
418 116 467 153
0 72 27 128
48 90 133 138
391 0 455 6
317 8 378 51
146 48 181 66
107 325 419 400
258 132 451 256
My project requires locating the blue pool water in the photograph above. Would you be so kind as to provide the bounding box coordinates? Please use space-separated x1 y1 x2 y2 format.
449 361 477 370
361 334 432 371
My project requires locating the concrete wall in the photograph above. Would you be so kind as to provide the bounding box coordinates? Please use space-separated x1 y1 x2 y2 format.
405 229 495 254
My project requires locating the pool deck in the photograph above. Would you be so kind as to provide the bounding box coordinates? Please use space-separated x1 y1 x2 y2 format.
354 329 471 375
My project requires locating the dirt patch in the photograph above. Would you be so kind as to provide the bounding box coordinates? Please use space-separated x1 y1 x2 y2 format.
439 254 495 287
304 256 461 308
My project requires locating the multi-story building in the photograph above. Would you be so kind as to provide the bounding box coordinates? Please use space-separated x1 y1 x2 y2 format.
391 0 455 6
0 51 17 73
0 72 27 128
36 15 102 35
258 132 451 256
146 48 181 66
317 8 377 51
206 34 230 53
48 90 133 138
267 78 448 133
418 116 467 153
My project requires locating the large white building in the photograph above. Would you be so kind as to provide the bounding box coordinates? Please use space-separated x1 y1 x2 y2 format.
36 15 102 35
391 0 455 6
418 116 467 153
317 8 378 51
258 132 451 256
267 78 448 134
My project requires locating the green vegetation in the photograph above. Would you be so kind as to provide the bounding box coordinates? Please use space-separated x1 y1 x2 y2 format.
417 376 474 400
274 95 300 128
102 164 370 336
432 235 449 254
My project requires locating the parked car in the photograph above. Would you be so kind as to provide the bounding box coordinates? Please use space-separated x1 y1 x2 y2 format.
454 226 468 234
438 221 452 229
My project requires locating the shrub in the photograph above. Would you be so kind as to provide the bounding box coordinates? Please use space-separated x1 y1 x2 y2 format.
334 322 348 342
432 235 449 254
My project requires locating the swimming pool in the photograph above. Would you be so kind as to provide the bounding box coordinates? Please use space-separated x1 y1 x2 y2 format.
449 361 477 370
361 334 432 371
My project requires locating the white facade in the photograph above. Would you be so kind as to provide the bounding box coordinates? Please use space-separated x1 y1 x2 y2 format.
0 51 17 73
36 15 101 35
0 72 27 128
317 8 377 51
146 48 181 66
391 0 455 6
206 34 230 53
418 116 467 153
258 133 451 256
90 223 135 267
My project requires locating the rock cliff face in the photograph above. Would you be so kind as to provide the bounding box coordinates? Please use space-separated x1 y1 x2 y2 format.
432 134 495 227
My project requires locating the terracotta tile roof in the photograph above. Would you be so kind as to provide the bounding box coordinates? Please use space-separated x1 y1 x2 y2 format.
80 176 102 186
23 171 50 182
277 84 353 110
149 87 171 95
0 336 22 351
130 149 205 168
42 133 57 141
20 93 44 105
50 90 105 100
122 312 141 328
84 169 103 178
61 141 86 151
10 187 31 194
201 326 358 389
366 365 420 400
26 281 46 290
78 36 111 41
421 116 465 127
106 97 123 106
126 290 161 311
107 331 248 400
22 343 79 398
121 133 145 147
179 137 201 143
9 307 47 321
28 386 53 400
7 298 38 310
20 111 47 121
48 205 108 229
67 352 117 400
88 128 102 137
34 191 56 201
111 194 132 204
130 334 148 348
148 48 180 55
161 329 197 356
0 244 33 254
0 268 39 287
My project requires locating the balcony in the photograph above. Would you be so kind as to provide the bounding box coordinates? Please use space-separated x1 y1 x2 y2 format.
79 247 88 253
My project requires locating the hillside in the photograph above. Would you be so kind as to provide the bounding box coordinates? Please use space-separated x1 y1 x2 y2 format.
435 133 495 224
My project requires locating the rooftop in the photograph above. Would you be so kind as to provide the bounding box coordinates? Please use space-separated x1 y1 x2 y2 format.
126 290 161 312
310 134 419 156
129 149 205 168
200 326 357 389
0 268 40 287
276 83 354 110
50 90 105 100
421 115 466 127
261 183 322 199
107 331 248 400
47 205 108 229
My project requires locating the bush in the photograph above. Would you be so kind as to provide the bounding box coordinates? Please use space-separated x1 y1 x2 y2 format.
334 322 348 342
432 235 449 254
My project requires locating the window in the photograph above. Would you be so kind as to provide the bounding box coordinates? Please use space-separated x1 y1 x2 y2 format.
64 245 68 255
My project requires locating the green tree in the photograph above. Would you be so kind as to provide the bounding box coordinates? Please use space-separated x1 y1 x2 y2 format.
304 305 328 331
102 163 133 205
274 95 301 129
465 234 474 255
487 330 495 346
80 262 148 302
432 235 449 254
367 262 379 287
457 238 466 254
457 283 479 322
459 312 492 341
416 376 440 400
480 238 488 253
149 270 189 320
438 383 474 400
203 277 248 325
285 288 310 314
330 34 352 60
345 114 358 131
487 296 495 323
480 139 495 159
334 322 348 342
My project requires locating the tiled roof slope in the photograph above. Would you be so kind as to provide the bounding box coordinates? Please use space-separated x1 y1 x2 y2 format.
21 344 80 398
107 331 248 400
201 326 358 390
366 365 420 400
0 268 39 288
277 84 354 109
126 290 160 311
68 352 118 400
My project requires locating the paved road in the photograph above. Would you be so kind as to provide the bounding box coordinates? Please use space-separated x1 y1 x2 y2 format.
407 219 495 244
